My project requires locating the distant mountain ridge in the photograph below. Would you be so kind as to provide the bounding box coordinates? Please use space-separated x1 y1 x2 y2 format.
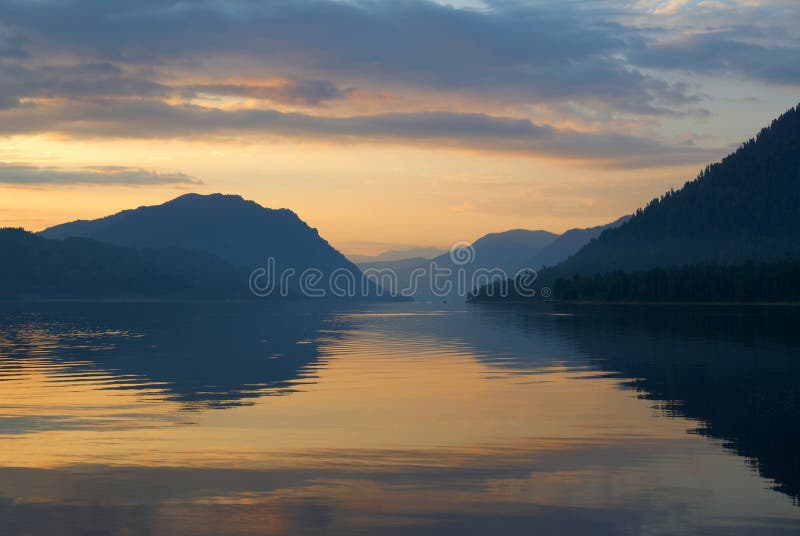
439 229 558 273
351 247 445 264
415 229 556 298
358 257 432 273
519 216 630 271
360 229 558 299
360 223 629 299
469 102 800 303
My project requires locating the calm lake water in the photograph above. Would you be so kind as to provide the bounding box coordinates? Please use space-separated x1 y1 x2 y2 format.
0 301 798 535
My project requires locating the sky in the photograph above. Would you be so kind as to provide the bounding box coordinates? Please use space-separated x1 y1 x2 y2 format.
0 0 798 255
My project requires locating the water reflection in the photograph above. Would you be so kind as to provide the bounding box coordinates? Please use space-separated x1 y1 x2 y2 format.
0 302 347 410
458 304 800 504
0 301 798 535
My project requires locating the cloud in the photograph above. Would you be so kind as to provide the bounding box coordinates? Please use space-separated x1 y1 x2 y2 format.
184 79 353 105
0 0 791 171
0 62 170 109
0 30 29 60
0 100 720 168
0 0 703 114
0 0 794 111
0 60 349 110
0 163 202 186
652 0 693 15
630 31 800 85
0 46 28 60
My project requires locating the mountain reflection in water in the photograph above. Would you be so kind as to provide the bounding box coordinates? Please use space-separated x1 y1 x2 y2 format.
0 301 798 535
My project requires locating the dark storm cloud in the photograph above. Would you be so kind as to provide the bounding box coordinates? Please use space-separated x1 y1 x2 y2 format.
0 162 202 185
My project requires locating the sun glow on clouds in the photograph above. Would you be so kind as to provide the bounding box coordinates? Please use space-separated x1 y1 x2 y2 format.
0 0 798 252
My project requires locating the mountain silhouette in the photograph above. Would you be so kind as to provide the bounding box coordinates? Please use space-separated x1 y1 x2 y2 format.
470 103 800 303
351 247 445 263
44 193 357 271
518 216 630 271
357 257 432 275
361 225 647 299
42 193 378 298
451 229 558 271
406 229 558 298
366 224 636 299
554 104 800 276
0 228 248 300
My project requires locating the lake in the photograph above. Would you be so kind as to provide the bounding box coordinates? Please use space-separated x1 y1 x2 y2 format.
0 301 798 535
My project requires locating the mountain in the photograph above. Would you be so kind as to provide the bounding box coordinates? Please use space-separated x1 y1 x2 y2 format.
519 216 630 270
0 228 248 300
432 229 558 278
358 257 432 273
350 247 445 263
357 257 436 299
552 259 800 303
553 104 800 276
398 229 558 298
359 224 641 299
469 103 800 303
42 193 377 298
44 193 355 271
452 229 558 272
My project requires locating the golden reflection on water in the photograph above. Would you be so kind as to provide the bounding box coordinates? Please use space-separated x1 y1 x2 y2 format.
2 325 684 466
0 305 799 535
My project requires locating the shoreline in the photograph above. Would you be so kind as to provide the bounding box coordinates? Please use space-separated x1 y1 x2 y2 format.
468 299 800 307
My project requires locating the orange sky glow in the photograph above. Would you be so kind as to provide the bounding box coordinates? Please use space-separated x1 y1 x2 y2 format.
1 0 798 255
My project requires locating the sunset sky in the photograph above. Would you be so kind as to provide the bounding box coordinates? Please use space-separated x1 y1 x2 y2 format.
0 0 798 255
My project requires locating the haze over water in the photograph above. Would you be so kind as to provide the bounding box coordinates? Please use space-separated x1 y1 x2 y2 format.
0 301 798 535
